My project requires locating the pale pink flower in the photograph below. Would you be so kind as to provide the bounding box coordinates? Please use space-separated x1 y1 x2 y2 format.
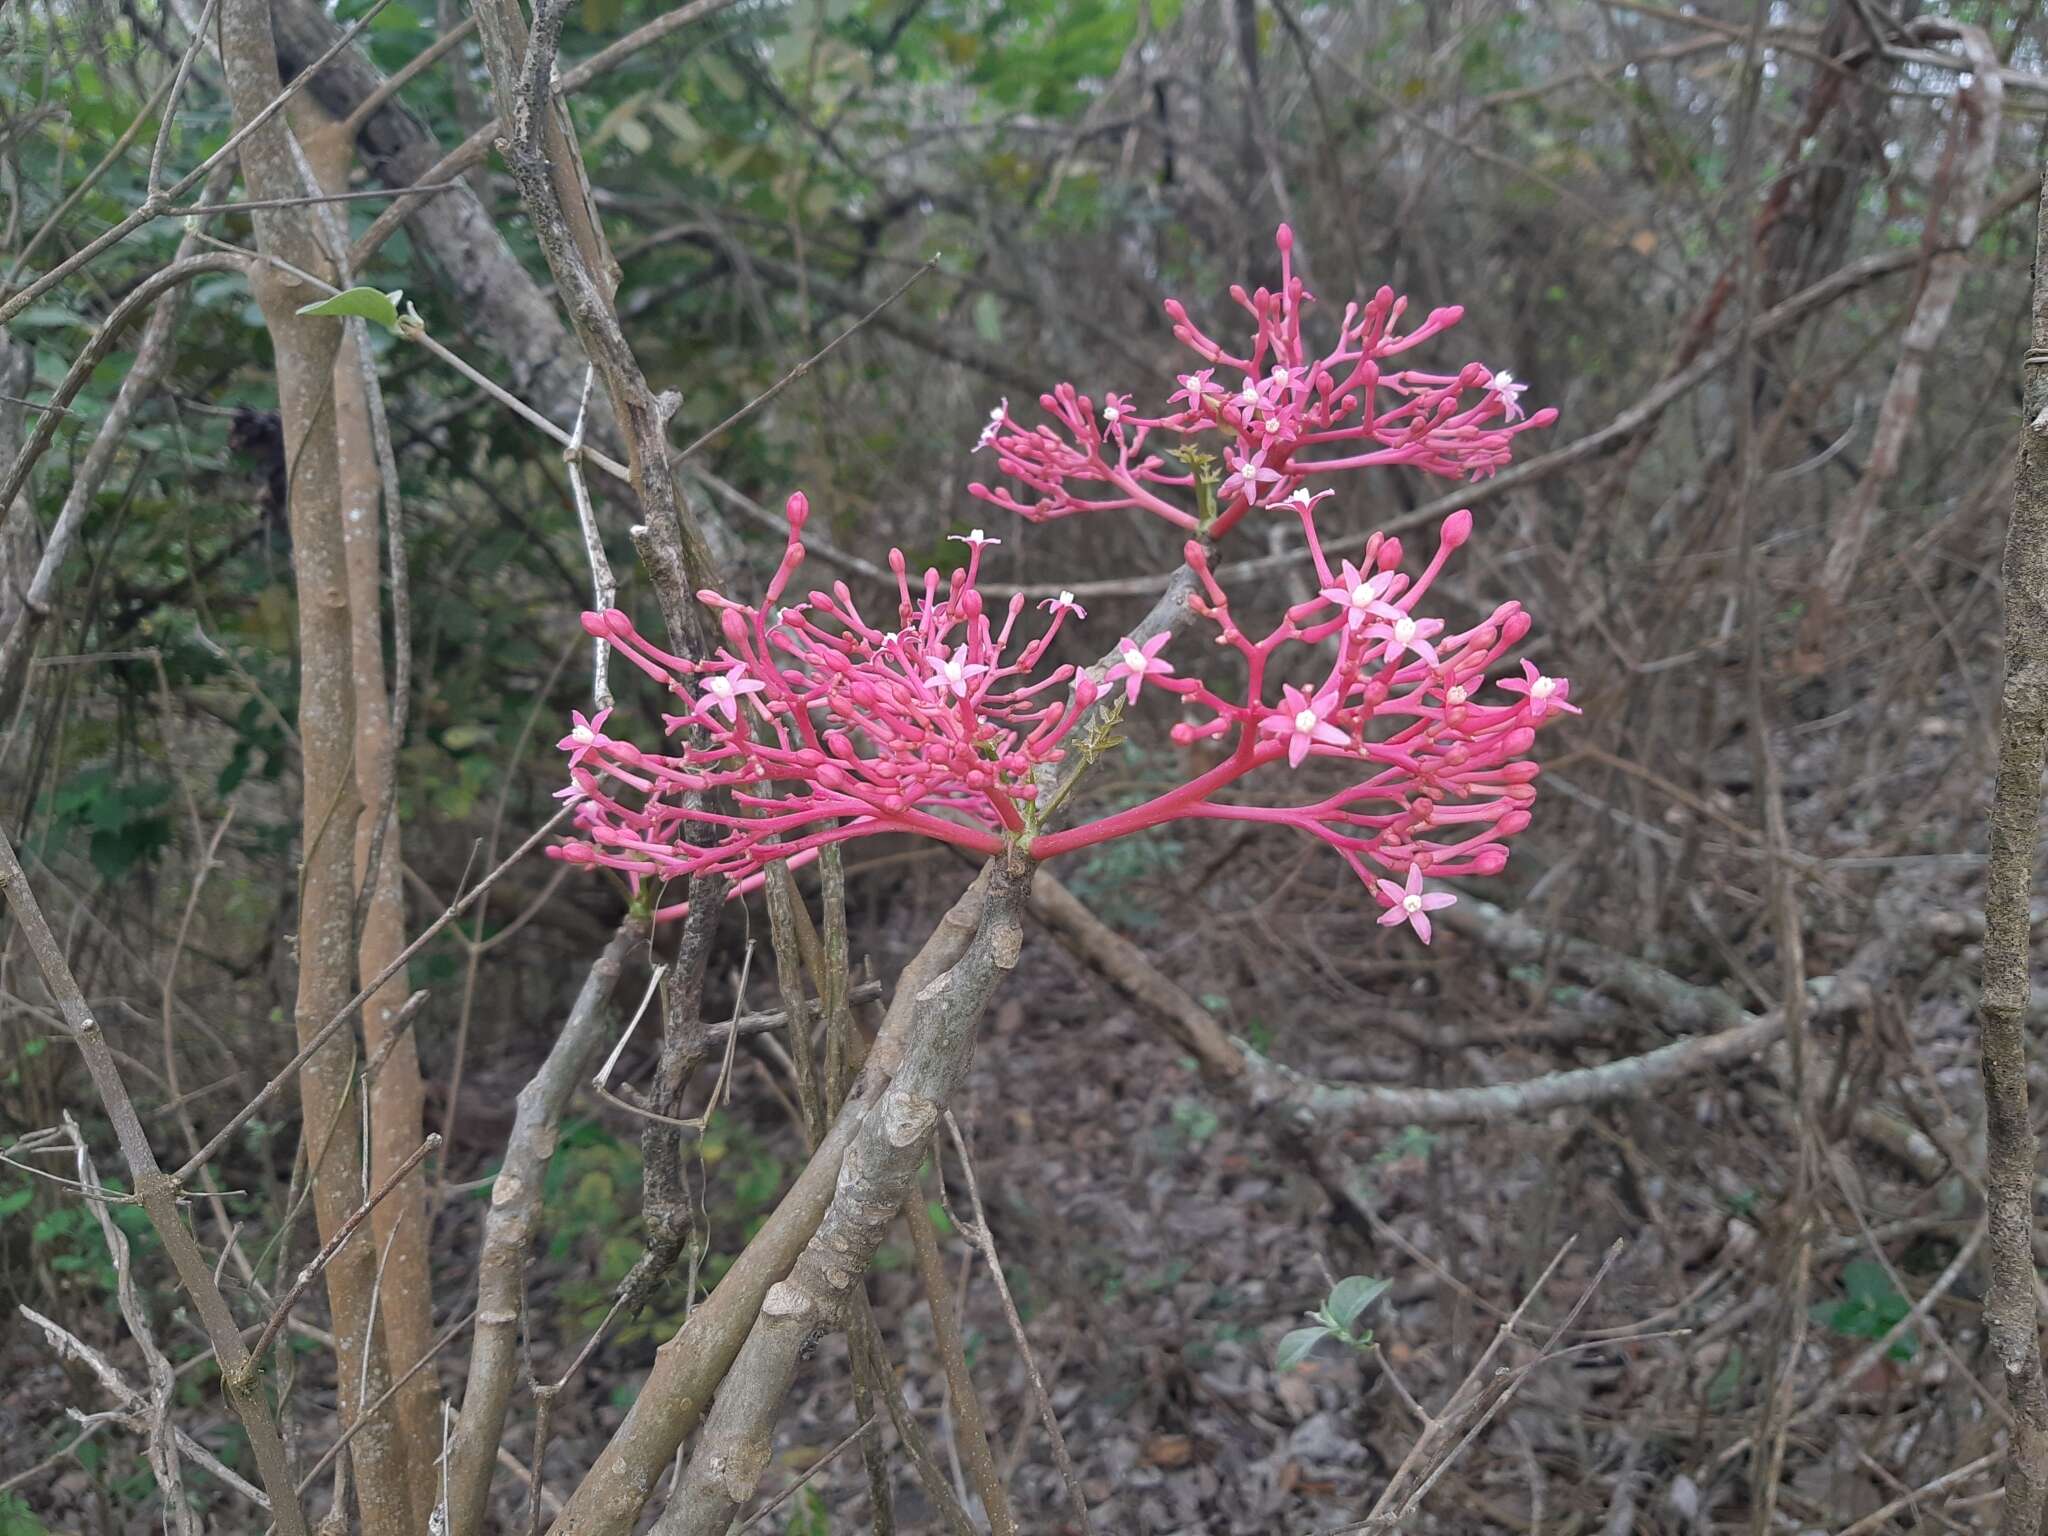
1040 589 1087 619
1364 607 1445 667
1259 684 1349 768
1498 659 1578 719
1320 561 1394 631
1487 369 1528 422
1376 865 1456 944
1221 445 1282 506
949 528 1001 550
558 707 612 767
697 666 766 722
1103 632 1175 705
928 646 991 699
1172 370 1218 411
974 400 1008 451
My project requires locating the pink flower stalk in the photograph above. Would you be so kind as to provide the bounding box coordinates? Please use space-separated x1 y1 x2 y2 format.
548 492 1102 891
968 225 1557 540
1013 500 1572 941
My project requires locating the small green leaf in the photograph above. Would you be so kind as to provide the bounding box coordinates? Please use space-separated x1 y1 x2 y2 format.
614 115 653 155
973 292 1003 344
0 1488 53 1535
1275 1325 1330 1370
1170 1097 1219 1146
297 286 405 333
1706 1343 1744 1407
1328 1275 1390 1331
1842 1260 1892 1307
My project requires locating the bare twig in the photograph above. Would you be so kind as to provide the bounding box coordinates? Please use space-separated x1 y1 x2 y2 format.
174 803 575 1183
445 920 641 1536
734 1414 879 1531
244 1134 441 1371
671 253 940 463
940 1111 1091 1534
1978 158 2048 1536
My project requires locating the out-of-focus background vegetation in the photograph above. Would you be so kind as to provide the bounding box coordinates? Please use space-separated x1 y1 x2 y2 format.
3 0 2045 1528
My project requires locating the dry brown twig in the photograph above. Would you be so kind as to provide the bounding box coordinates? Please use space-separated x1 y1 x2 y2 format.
443 918 642 1536
938 1109 1093 1534
1978 155 2048 1536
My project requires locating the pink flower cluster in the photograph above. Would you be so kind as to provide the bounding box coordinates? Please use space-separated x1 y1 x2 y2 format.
552 230 1577 942
968 225 1557 539
552 497 1100 885
1033 499 1578 944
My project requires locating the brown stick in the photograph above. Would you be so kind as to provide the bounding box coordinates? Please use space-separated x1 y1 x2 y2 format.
445 919 642 1536
246 1135 441 1369
300 107 440 1517
174 802 575 1184
1978 159 2048 1536
217 0 416 1523
905 1192 1016 1536
1816 26 2003 607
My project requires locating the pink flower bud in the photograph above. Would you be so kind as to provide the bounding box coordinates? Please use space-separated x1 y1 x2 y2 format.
1440 508 1473 548
1501 610 1532 645
720 610 748 648
1275 223 1293 253
785 491 809 530
1473 843 1512 873
1377 539 1403 572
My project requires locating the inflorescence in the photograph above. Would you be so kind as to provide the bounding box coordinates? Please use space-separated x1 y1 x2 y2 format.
553 228 1575 943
